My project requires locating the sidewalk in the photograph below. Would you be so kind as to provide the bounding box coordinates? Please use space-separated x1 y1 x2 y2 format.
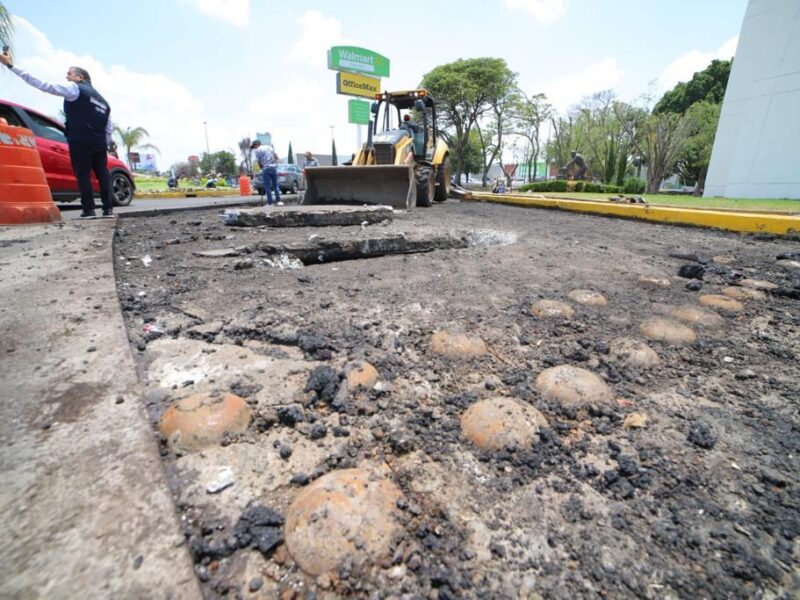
0 220 200 598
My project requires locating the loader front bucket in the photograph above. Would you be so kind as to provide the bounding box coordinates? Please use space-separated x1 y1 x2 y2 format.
302 165 417 211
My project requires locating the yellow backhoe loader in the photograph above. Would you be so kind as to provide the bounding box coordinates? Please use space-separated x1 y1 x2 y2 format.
303 89 451 210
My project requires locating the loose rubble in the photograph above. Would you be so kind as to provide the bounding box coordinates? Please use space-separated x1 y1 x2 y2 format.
115 202 800 598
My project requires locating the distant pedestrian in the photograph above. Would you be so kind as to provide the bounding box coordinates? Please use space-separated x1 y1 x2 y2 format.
302 151 318 189
302 151 319 169
251 140 280 206
1 49 115 218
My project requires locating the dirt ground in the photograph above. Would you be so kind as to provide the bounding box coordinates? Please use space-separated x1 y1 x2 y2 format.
114 200 799 599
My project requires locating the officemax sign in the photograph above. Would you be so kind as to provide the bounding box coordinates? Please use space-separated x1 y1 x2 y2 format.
336 71 381 99
328 46 390 78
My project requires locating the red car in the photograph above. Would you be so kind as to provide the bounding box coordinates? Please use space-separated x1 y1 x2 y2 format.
0 98 135 206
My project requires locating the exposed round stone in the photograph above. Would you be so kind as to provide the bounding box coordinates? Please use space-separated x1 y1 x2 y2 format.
567 289 608 306
638 275 671 289
531 299 575 319
284 469 402 576
722 286 766 301
535 365 613 409
428 331 487 358
699 294 744 314
345 360 379 389
713 255 735 265
777 259 800 272
639 317 696 345
669 305 724 327
158 392 251 452
609 337 660 368
740 278 778 290
460 398 548 450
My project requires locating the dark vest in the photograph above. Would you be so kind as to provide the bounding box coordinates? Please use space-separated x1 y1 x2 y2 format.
64 82 110 147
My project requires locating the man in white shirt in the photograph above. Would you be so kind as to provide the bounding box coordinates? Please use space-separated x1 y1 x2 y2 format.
1 50 115 218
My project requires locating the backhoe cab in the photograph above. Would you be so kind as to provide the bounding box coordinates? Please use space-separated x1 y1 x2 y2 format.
302 89 451 210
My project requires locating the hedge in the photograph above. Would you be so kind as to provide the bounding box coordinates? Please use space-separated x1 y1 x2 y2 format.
517 180 624 194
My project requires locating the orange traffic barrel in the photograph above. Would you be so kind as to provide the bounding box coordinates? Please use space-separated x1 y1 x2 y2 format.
0 123 62 225
239 175 251 196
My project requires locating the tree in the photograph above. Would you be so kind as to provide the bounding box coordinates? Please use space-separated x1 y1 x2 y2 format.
422 57 516 185
510 92 552 183
471 66 518 187
331 138 337 166
238 137 253 175
171 161 195 179
548 115 574 173
615 142 628 187
287 141 294 164
114 125 159 171
213 150 237 177
617 105 691 193
568 91 624 182
0 2 13 50
199 152 213 174
461 130 483 181
675 101 721 194
653 59 732 115
653 59 730 195
604 139 616 184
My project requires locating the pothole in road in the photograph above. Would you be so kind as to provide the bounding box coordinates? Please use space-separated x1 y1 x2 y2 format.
198 229 518 266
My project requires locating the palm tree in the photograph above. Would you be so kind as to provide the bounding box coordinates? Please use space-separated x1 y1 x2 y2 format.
0 2 14 50
114 125 159 171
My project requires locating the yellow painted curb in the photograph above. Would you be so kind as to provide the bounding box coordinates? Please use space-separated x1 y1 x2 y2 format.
465 192 800 236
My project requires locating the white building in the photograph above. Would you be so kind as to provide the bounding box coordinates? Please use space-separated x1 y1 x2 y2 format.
704 0 800 199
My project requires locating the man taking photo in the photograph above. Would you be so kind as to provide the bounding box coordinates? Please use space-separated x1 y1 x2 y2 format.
1 49 115 219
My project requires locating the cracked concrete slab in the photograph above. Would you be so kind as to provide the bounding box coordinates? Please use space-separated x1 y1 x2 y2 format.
0 222 200 599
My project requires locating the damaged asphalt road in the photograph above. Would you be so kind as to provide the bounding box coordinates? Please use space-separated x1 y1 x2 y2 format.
114 201 800 598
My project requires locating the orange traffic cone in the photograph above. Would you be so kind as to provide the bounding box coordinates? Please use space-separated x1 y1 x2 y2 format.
0 121 62 225
239 175 251 197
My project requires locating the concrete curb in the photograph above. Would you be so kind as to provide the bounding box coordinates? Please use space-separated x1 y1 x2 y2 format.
0 222 200 598
465 192 800 236
139 190 248 199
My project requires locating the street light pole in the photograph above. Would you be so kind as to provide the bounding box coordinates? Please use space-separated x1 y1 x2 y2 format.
204 121 210 158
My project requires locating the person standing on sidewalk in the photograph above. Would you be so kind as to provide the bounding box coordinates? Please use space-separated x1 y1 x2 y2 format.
1 50 115 218
250 140 280 206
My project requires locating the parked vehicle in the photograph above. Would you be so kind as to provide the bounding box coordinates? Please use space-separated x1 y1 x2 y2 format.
0 98 136 206
253 163 303 195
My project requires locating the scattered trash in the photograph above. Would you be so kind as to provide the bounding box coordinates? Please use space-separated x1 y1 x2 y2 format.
263 254 303 270
143 323 164 335
207 467 235 494
623 413 648 428
609 195 647 204
141 254 152 267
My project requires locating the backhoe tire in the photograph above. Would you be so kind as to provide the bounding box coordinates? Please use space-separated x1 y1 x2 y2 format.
434 156 451 202
416 167 434 208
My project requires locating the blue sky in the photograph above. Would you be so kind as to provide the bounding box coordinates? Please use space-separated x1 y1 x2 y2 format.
1 0 747 170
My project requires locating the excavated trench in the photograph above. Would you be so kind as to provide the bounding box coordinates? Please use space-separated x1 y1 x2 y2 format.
114 202 800 599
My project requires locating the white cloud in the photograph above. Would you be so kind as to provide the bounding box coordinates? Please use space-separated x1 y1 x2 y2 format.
4 17 207 169
657 36 738 92
505 0 568 24
181 0 250 28
286 10 345 68
541 57 624 111
245 78 356 159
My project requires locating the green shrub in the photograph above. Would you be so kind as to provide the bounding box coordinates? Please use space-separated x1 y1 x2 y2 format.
623 177 646 194
573 181 585 192
517 180 570 193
